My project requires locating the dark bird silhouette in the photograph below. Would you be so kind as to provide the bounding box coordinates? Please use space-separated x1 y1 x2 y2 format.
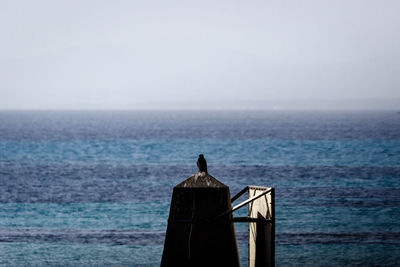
197 154 208 173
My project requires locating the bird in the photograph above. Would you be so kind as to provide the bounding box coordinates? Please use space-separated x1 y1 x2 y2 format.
197 154 208 173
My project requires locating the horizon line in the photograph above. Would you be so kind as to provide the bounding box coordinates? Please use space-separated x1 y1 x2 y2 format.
0 108 399 112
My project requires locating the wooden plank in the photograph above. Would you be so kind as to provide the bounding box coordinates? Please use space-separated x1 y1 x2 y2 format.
231 186 249 203
231 217 272 223
231 189 272 213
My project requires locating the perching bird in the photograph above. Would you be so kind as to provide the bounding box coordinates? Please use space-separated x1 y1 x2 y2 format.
197 154 208 173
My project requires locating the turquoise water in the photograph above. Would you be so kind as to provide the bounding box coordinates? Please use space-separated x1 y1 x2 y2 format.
0 111 399 266
2 139 399 166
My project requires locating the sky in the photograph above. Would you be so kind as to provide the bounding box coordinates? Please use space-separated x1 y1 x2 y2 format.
0 0 399 110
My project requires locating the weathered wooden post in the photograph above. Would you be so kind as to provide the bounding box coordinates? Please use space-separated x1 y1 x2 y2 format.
161 157 240 266
230 185 275 267
248 186 275 267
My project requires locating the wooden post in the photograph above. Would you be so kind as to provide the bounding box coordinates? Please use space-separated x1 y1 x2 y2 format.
161 172 240 267
248 186 275 267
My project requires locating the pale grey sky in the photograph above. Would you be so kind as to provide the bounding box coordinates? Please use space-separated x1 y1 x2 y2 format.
0 0 399 109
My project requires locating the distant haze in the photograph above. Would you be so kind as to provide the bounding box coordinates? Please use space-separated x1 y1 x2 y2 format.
1 0 399 110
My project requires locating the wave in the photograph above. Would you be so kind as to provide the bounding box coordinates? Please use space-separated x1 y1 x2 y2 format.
1 229 399 246
0 164 399 203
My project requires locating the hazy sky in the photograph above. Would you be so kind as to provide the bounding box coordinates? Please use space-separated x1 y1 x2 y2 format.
1 0 399 109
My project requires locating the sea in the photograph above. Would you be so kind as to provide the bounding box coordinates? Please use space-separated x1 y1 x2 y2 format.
0 110 399 266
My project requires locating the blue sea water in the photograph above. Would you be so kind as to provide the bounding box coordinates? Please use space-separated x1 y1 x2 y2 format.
0 110 399 266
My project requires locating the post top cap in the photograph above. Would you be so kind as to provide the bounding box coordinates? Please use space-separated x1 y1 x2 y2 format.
175 172 228 188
